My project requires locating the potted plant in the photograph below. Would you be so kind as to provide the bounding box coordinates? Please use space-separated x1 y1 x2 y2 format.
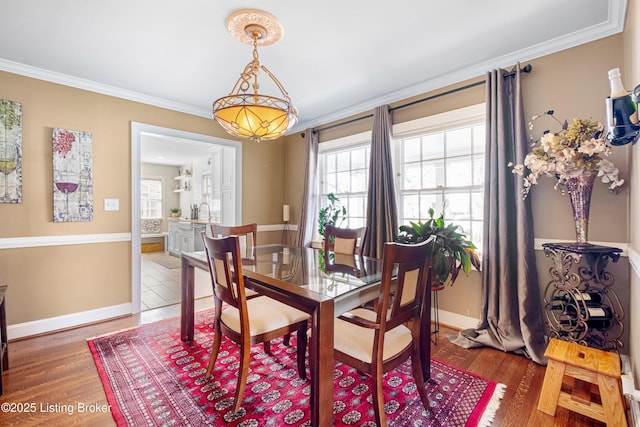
317 193 347 238
317 193 347 274
396 207 480 285
170 208 180 219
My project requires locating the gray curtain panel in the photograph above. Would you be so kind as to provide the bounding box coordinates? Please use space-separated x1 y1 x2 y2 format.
295 129 319 247
450 67 547 365
362 105 398 259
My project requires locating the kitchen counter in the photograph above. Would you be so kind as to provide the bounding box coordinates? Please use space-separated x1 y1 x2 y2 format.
167 218 215 225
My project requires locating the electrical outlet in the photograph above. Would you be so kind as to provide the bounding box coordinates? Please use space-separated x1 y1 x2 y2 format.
104 198 119 211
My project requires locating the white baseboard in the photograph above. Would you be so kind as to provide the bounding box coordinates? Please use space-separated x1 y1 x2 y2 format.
433 308 479 331
7 303 132 340
7 305 476 340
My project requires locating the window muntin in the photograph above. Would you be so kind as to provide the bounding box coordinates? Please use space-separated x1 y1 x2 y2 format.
319 142 370 231
397 122 485 252
141 178 163 219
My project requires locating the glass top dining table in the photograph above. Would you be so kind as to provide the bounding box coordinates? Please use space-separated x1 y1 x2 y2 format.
180 244 431 426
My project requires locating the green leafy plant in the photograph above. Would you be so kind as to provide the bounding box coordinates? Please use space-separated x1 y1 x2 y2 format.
396 207 480 284
317 193 347 237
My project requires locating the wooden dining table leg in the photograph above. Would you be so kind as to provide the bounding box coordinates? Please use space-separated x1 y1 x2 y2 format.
181 255 195 342
309 299 334 427
420 286 432 380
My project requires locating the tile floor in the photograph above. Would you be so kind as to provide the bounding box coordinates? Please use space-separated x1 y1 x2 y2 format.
141 251 212 311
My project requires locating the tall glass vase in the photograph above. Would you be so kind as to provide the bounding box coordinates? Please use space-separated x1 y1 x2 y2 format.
566 171 597 244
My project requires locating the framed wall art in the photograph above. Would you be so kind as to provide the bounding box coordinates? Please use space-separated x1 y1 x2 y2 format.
0 99 22 204
52 128 93 222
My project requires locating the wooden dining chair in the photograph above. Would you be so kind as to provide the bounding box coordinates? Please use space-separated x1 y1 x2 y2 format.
202 234 310 413
210 223 257 260
323 224 367 257
209 223 295 347
332 239 433 426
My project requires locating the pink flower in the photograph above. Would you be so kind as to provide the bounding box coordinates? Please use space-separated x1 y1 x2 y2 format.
54 129 76 159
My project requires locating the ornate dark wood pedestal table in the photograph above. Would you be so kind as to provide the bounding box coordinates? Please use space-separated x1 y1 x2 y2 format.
542 242 624 351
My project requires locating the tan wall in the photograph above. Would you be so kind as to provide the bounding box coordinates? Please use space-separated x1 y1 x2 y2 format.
624 0 640 384
0 71 286 325
0 32 632 337
284 34 630 325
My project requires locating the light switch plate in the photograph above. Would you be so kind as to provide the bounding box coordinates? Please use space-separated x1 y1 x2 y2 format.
104 198 119 211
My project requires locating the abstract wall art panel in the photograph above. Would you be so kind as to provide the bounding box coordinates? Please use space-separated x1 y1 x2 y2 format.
52 128 93 222
0 99 23 203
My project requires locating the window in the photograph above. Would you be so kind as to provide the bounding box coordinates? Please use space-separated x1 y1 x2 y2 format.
318 137 370 232
316 103 485 251
141 178 163 219
201 173 221 222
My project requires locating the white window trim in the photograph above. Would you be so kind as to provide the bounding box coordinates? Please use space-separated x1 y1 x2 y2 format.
392 103 485 138
318 131 371 153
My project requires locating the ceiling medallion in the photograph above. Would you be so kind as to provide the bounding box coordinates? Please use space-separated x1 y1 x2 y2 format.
212 9 297 142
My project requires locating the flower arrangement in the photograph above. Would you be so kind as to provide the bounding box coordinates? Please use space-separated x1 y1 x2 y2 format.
509 111 624 197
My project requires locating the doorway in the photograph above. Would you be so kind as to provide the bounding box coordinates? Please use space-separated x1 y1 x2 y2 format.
131 122 242 313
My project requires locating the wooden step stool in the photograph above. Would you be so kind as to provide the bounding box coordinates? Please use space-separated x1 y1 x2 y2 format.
537 338 627 426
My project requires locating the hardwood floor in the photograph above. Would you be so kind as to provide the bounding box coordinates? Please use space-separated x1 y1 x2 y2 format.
1 309 610 426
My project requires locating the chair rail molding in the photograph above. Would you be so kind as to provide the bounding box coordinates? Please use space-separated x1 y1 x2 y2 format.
0 233 131 249
627 246 640 278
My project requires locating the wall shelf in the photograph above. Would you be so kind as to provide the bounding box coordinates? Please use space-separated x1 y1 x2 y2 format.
173 173 191 192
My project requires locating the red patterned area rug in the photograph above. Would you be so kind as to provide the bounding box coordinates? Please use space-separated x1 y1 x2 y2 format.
88 310 505 426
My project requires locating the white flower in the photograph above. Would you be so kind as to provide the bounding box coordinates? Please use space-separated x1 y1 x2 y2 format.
540 133 555 152
577 138 606 156
511 163 524 175
510 114 624 198
597 159 616 173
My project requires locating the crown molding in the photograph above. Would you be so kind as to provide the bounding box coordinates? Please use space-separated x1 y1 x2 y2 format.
0 0 627 130
0 58 211 118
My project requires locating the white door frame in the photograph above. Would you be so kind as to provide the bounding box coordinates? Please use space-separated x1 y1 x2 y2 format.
131 122 242 313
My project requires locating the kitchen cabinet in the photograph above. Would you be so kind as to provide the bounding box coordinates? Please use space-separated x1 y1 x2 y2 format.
168 221 194 255
193 224 206 252
168 221 209 256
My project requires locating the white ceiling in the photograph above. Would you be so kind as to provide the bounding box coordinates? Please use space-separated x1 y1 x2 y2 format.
0 0 628 165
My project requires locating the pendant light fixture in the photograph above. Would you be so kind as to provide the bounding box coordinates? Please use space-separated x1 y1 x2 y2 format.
212 9 298 143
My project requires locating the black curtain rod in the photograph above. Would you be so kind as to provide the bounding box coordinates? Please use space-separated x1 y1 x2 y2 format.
313 63 532 134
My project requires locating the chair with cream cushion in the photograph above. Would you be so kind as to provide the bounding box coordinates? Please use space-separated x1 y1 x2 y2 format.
333 239 432 426
210 223 294 347
324 224 366 257
202 234 309 412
